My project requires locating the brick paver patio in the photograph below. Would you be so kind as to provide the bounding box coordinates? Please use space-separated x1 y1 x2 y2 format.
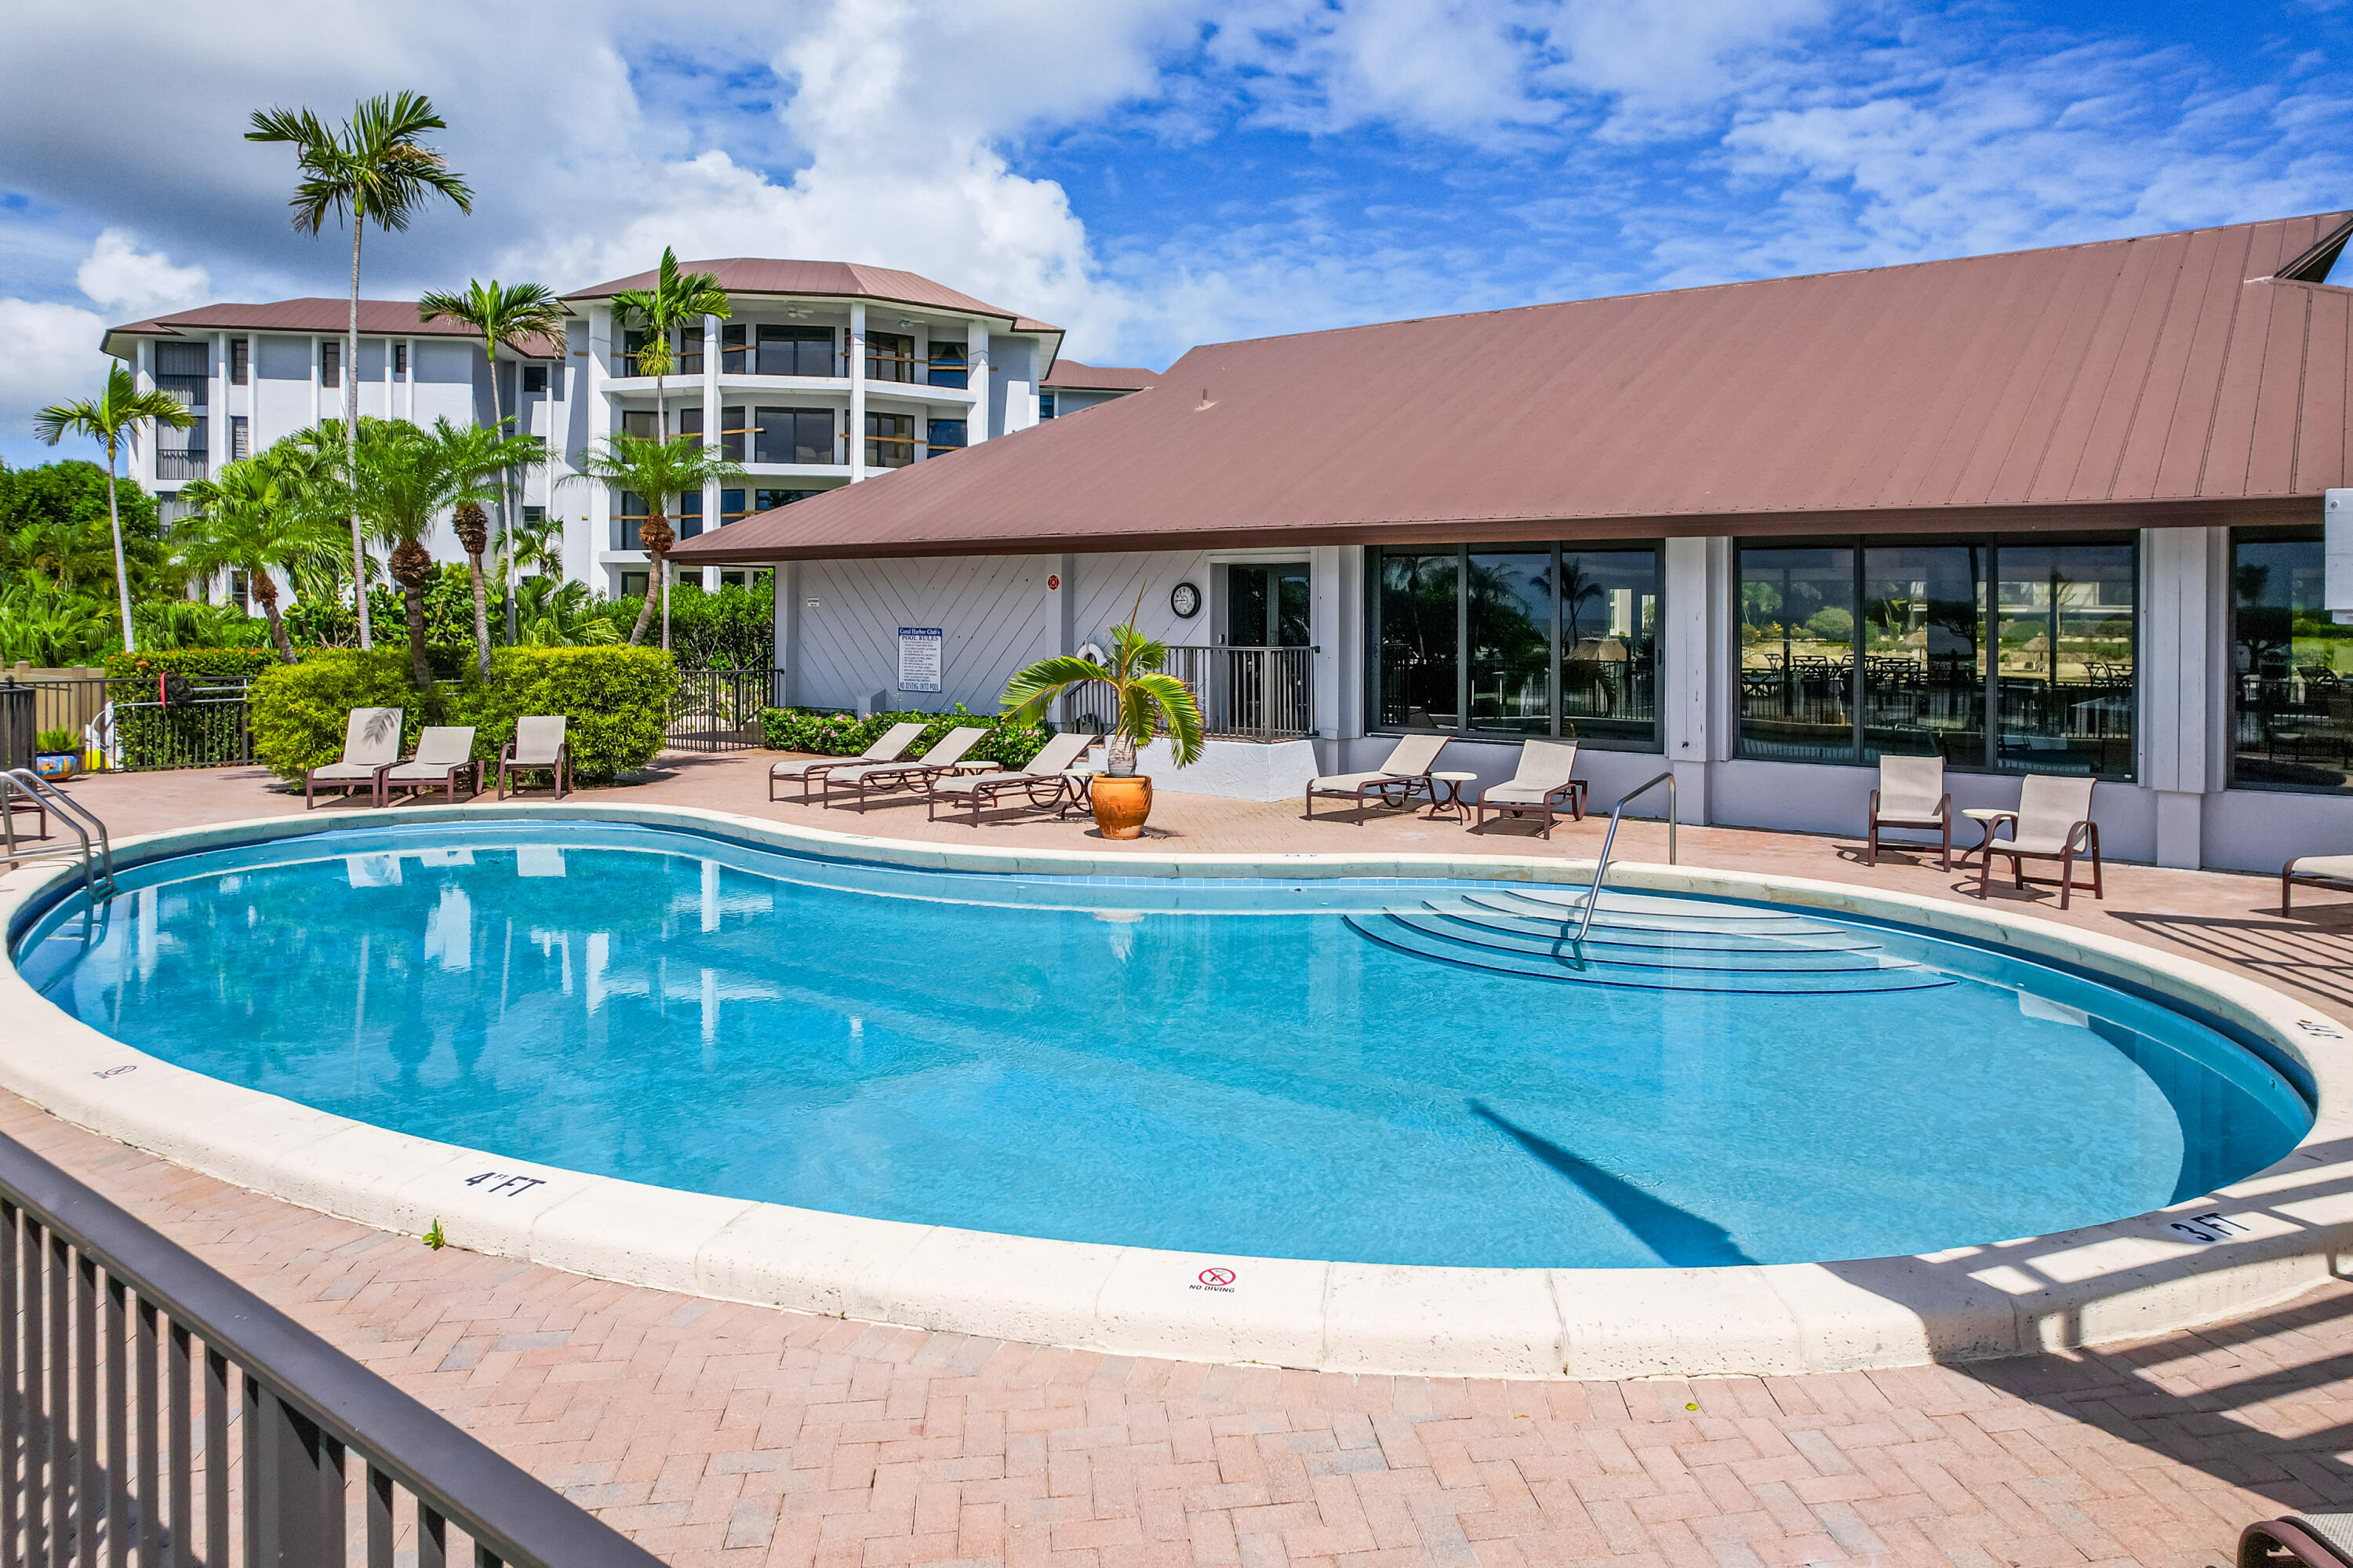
11 754 2353 1566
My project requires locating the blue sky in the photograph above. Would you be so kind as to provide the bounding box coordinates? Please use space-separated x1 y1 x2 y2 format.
0 0 2346 467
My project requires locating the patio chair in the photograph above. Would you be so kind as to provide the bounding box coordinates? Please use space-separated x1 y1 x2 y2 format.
2282 853 2353 915
304 707 404 809
385 726 481 805
1975 773 2101 908
823 725 991 810
1470 739 1582 838
1865 754 1952 870
1304 733 1449 824
769 721 924 803
926 731 1101 825
2239 1512 2353 1566
498 715 571 800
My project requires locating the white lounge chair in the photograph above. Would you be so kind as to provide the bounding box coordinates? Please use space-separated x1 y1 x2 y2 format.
824 726 991 809
498 715 571 799
1865 754 1952 870
1976 774 2100 908
2283 854 2353 914
1471 739 1583 838
386 726 480 804
769 721 924 803
1304 733 1449 824
927 731 1100 825
305 707 405 809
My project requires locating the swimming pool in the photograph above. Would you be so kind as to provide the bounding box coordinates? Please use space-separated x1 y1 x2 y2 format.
11 819 2309 1272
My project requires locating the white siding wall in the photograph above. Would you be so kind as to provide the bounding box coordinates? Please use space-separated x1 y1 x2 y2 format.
796 555 1056 713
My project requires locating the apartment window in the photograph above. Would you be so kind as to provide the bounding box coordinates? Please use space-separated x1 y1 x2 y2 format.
755 488 820 511
154 493 187 531
754 407 835 465
522 505 544 525
864 412 915 468
720 488 747 524
927 341 969 389
621 410 661 440
229 417 249 462
613 490 648 551
229 339 249 386
757 325 834 378
678 329 703 377
619 329 646 377
522 365 548 394
620 570 649 598
926 418 966 457
1737 537 2136 777
155 341 208 408
393 343 408 377
229 570 250 609
319 340 340 388
865 331 915 384
719 570 754 589
1039 391 1057 419
2231 526 2351 793
719 323 747 373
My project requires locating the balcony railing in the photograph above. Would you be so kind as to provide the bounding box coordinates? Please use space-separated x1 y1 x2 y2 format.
155 450 207 481
1145 646 1316 741
0 1124 663 1568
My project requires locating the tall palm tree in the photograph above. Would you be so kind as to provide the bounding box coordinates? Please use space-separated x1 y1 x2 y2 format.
349 417 511 689
410 420 542 677
246 91 473 650
34 362 195 653
416 278 567 649
173 453 344 663
566 434 744 649
609 248 729 439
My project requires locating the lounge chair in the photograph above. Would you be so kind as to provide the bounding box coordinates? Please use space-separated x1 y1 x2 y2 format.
1471 739 1583 838
1865 754 1952 869
305 707 404 809
1976 774 2100 908
926 731 1101 825
1304 733 1449 824
824 725 991 810
769 721 925 803
2283 853 2353 914
385 726 481 804
498 715 570 800
2239 1512 2353 1566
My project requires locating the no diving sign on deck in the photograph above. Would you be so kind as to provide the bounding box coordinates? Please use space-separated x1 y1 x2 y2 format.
896 627 943 693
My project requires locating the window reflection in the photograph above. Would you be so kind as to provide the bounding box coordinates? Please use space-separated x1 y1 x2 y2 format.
1377 551 1460 730
1737 547 1856 762
1862 546 1984 764
1467 550 1551 734
1558 550 1657 748
2232 529 2353 792
1993 544 2134 777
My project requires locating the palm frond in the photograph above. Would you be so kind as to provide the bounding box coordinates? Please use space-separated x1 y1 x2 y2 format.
1000 655 1116 724
1128 671 1205 765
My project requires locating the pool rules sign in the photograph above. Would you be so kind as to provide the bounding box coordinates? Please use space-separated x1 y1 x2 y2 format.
897 627 944 693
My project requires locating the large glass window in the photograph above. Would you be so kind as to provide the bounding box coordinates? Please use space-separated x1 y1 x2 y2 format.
864 412 915 469
1737 537 2136 777
755 407 835 465
1371 544 1661 748
865 331 916 383
1375 551 1460 731
927 342 968 389
2232 528 2353 793
758 326 834 378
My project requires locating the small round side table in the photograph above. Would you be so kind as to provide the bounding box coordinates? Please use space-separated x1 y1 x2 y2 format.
1961 807 2015 877
1424 771 1479 824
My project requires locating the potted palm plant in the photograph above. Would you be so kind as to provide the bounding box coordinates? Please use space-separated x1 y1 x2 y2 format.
1001 604 1204 839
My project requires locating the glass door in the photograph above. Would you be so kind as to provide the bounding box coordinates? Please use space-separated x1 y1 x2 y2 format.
1220 565 1311 737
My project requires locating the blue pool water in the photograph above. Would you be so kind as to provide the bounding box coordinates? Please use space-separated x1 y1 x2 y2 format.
11 821 2310 1269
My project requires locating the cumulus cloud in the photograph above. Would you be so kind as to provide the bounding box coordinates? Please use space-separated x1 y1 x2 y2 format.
0 298 110 455
75 230 212 318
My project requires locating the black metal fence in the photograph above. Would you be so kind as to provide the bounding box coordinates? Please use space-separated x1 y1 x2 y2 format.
0 1125 663 1568
5 680 257 774
668 667 781 752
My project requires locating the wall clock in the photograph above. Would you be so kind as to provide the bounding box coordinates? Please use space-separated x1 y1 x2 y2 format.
1170 580 1202 618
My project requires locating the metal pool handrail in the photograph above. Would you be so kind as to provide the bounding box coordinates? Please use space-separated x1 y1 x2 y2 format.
0 768 113 900
1573 769 1677 944
0 1126 666 1568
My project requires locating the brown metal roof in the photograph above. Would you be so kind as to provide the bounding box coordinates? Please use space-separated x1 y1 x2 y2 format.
562 259 1058 334
104 299 562 358
1042 358 1158 391
672 212 2353 564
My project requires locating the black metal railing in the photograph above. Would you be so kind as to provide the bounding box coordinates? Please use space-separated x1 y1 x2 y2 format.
0 1126 664 1568
1160 646 1314 740
670 667 780 752
104 685 254 772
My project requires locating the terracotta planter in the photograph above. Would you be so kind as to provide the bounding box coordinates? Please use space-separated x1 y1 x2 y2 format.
1090 774 1153 839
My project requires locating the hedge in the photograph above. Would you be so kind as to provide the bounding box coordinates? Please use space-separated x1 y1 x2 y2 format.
249 646 677 784
104 647 281 693
759 706 1052 769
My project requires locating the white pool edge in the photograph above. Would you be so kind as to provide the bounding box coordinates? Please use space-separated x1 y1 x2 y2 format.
4 799 2348 1381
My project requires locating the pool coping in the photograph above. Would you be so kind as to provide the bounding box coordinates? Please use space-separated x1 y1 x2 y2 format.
4 799 2351 1381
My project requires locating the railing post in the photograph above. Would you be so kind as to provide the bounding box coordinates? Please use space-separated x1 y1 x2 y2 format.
2 1202 16 1568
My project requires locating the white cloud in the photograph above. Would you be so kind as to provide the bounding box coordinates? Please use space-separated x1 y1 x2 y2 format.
75 229 212 318
0 298 109 454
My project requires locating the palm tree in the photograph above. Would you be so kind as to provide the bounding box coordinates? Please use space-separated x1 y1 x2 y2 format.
416 278 566 650
512 577 621 646
34 362 195 653
566 434 744 649
349 417 511 688
173 453 344 663
609 249 729 439
247 92 474 650
1001 595 1205 777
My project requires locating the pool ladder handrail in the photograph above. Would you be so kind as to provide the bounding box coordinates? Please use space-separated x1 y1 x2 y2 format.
1572 769 1676 944
0 767 115 900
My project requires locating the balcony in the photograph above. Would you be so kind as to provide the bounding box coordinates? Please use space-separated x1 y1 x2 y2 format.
156 449 208 481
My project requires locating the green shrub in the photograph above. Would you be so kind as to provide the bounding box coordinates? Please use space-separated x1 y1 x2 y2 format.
105 647 281 692
758 705 1051 769
35 728 74 754
249 650 424 782
446 646 675 781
